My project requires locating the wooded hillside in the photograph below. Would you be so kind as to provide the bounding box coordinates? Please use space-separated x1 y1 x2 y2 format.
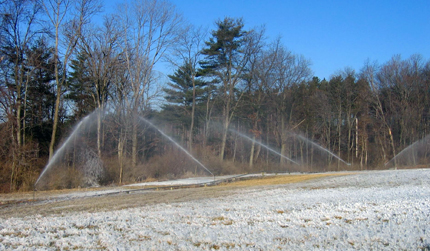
1 0 429 192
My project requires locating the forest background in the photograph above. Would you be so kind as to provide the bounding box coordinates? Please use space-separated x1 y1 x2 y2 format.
1 0 430 192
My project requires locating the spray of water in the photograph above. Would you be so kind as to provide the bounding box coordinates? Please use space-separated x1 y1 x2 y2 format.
139 116 214 178
295 134 351 166
384 138 423 167
35 112 96 187
229 129 300 165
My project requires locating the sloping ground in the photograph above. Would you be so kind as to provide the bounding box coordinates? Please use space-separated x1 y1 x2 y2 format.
1 169 429 250
0 172 347 217
220 172 351 187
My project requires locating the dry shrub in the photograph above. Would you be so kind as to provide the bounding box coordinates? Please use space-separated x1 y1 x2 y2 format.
0 161 12 193
248 161 300 174
115 156 199 185
0 182 10 193
246 162 267 173
18 168 40 192
0 152 47 192
147 150 201 180
189 146 245 175
202 154 246 175
16 156 48 191
99 156 120 185
181 170 197 179
36 166 83 190
117 149 207 183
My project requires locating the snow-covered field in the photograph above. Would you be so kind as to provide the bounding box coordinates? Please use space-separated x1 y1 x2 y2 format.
125 174 244 187
1 169 430 250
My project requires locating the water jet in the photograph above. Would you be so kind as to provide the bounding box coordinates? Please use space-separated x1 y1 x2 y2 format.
229 128 299 165
385 135 430 169
35 111 99 188
294 134 351 166
139 116 215 179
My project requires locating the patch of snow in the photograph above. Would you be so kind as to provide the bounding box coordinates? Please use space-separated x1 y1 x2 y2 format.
125 174 244 187
1 169 430 250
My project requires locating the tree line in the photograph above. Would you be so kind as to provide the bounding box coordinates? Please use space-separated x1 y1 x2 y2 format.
1 0 430 192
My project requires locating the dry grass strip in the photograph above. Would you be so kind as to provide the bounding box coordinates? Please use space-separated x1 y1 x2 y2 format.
221 173 353 187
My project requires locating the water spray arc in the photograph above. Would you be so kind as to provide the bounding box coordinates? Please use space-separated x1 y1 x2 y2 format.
384 135 430 168
35 112 96 188
139 117 215 179
384 141 419 167
294 134 351 166
229 129 300 165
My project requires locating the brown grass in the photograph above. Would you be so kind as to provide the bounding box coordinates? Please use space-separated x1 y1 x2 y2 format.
0 172 358 218
0 186 115 205
221 173 353 187
1 172 353 205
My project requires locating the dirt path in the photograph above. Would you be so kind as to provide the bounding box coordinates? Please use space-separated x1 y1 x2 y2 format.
0 173 352 218
0 186 246 218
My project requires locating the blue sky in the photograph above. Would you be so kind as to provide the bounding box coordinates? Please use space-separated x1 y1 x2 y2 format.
168 0 430 80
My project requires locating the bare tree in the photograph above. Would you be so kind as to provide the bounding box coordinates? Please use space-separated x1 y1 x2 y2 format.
0 0 45 190
116 0 183 169
42 0 101 159
78 16 122 157
245 37 283 168
165 25 207 152
361 60 397 167
271 43 312 166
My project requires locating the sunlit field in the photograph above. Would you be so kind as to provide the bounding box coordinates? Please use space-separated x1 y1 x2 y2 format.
1 169 429 250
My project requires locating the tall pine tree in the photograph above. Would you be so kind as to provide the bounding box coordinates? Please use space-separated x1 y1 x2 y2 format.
162 62 207 148
200 17 249 161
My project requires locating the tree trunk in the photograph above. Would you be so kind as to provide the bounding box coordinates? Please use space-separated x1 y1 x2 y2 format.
347 116 352 163
364 138 368 168
189 76 196 153
220 118 229 161
255 142 261 163
280 115 287 166
310 133 314 172
118 132 125 184
266 115 270 168
388 127 397 169
337 104 342 171
249 138 255 168
326 120 332 168
232 131 238 163
360 136 364 170
132 116 138 169
300 140 304 170
10 123 17 191
378 133 386 163
49 87 61 159
14 93 22 191
49 22 61 160
280 142 287 166
97 104 102 158
220 90 231 161
204 93 212 149
355 117 359 158
249 115 259 168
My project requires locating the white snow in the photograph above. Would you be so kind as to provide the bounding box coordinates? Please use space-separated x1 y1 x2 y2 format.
125 174 244 187
1 169 430 250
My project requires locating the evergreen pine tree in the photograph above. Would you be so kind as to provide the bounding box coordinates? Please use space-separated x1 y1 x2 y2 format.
162 62 206 129
200 17 248 160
